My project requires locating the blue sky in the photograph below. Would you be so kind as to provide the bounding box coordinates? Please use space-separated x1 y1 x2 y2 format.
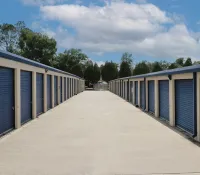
1 0 200 65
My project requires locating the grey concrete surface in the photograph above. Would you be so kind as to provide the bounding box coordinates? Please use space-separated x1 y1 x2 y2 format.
1 91 200 175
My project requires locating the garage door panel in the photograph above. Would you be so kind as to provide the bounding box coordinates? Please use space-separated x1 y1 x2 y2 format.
148 80 155 113
0 67 15 135
175 79 194 134
159 80 169 121
140 81 145 110
67 78 69 99
130 81 133 103
21 71 32 124
54 76 58 106
64 77 67 101
47 75 52 110
60 77 63 103
36 73 44 116
135 81 138 105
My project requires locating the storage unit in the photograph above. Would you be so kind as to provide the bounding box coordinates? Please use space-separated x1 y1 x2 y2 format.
36 73 44 116
67 77 69 99
0 67 15 135
60 77 63 103
135 81 138 105
54 76 58 106
127 81 129 101
21 70 32 124
64 77 67 101
148 80 155 113
47 75 52 110
159 80 169 121
175 79 194 135
130 81 133 103
140 81 145 110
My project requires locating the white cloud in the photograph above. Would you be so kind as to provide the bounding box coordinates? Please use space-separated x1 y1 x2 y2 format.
39 1 200 60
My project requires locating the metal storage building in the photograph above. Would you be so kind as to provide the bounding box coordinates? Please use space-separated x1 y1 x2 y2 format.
109 65 200 142
0 50 85 136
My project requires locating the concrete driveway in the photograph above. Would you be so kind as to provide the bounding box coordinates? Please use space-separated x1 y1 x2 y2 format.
1 91 200 175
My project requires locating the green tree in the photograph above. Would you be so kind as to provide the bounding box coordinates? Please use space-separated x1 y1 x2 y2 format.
56 49 88 74
119 52 133 78
84 63 100 86
133 61 150 75
152 61 163 72
121 52 133 65
19 29 57 66
119 61 132 78
175 58 184 67
101 61 118 82
184 58 192 67
0 21 25 53
168 63 179 69
193 61 200 65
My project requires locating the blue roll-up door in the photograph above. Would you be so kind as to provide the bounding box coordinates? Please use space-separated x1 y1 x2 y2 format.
21 71 32 124
60 77 63 103
67 78 69 99
159 80 169 121
140 81 145 110
135 81 138 105
127 81 129 101
47 75 52 110
175 79 194 134
36 73 44 116
148 80 155 113
130 81 133 103
64 77 67 101
0 67 15 135
54 76 58 106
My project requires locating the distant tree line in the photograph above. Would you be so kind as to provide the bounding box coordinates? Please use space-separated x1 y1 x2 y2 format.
0 21 199 86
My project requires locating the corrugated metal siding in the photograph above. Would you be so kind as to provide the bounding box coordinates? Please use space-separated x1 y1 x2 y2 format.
135 81 138 105
21 71 32 124
0 67 15 135
159 80 169 121
64 77 67 101
140 81 145 110
148 80 155 113
47 75 52 110
54 76 58 106
60 77 63 103
175 79 194 134
36 73 44 116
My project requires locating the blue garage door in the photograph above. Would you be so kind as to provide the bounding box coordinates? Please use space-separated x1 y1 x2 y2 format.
67 78 69 99
60 77 63 103
21 71 32 124
54 76 58 106
140 81 145 110
175 79 194 134
47 75 52 110
36 73 44 116
0 67 15 135
159 80 169 121
64 77 67 101
130 81 133 103
127 81 129 101
70 78 72 97
148 80 155 113
135 81 138 105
